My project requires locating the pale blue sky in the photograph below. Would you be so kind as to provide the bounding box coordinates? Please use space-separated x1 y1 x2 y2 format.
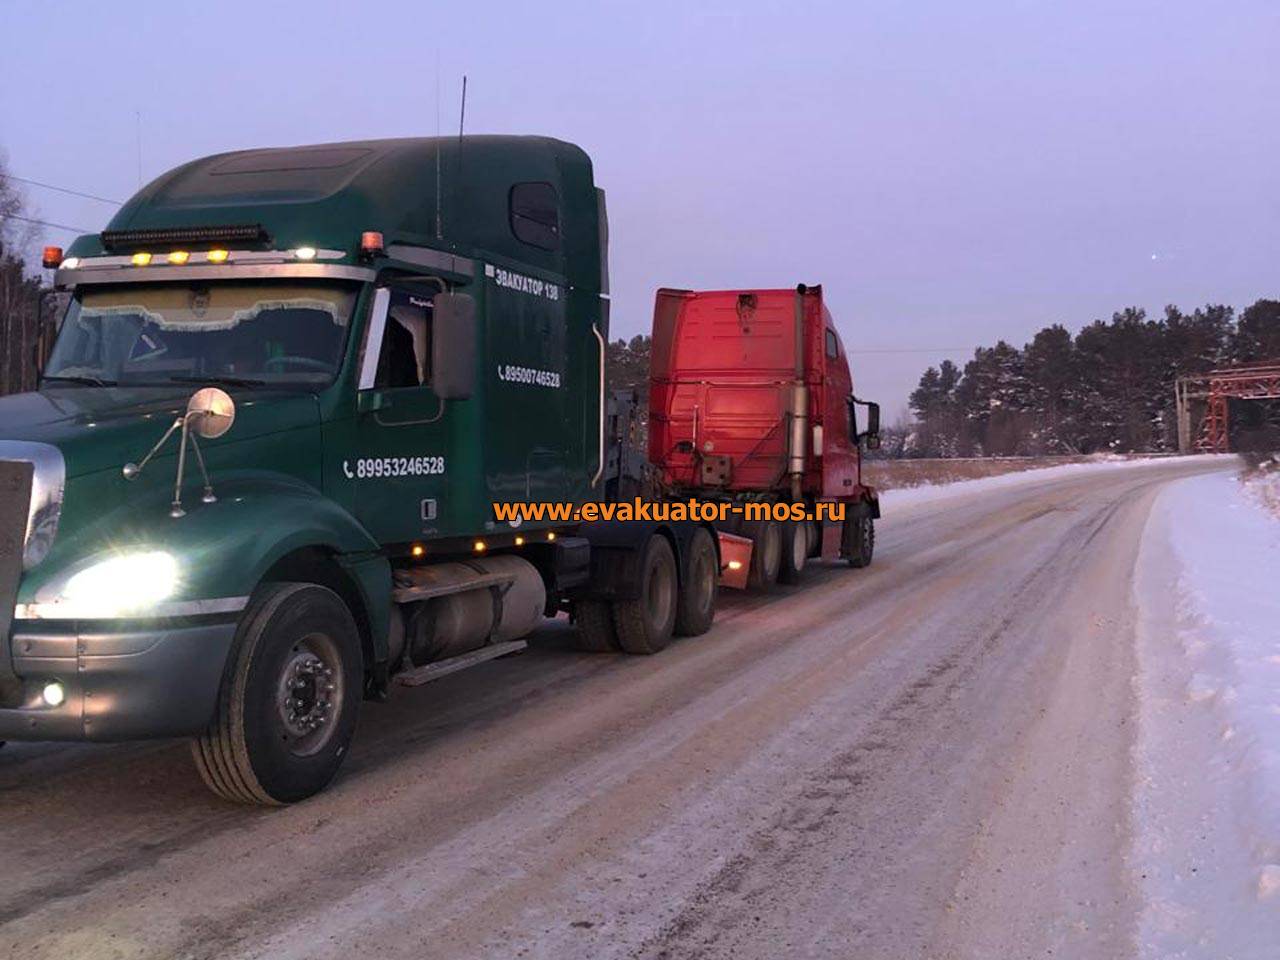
2 0 1276 415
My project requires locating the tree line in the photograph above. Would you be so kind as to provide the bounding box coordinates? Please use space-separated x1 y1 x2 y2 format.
899 301 1280 457
0 159 60 396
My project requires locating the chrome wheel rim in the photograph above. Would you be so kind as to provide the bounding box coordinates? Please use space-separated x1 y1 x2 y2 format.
276 632 344 757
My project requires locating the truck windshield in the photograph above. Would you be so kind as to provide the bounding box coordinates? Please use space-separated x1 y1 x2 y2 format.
44 280 358 389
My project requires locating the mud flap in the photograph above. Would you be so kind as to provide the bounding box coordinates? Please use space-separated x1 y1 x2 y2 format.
716 532 752 590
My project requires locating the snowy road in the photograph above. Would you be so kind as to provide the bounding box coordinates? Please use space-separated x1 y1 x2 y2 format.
0 457 1239 959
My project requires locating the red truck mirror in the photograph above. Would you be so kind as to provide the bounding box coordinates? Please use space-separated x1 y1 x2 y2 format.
848 396 881 450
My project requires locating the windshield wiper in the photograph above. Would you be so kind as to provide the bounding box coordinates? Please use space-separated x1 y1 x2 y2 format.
41 374 118 387
164 374 268 388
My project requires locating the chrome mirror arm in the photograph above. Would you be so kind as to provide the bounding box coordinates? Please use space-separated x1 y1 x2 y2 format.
170 416 191 519
185 420 217 504
122 417 184 480
122 388 235 519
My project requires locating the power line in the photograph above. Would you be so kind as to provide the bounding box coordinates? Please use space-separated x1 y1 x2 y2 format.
0 173 122 205
3 213 94 234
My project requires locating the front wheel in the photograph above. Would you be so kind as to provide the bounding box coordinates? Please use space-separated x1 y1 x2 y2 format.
614 535 679 654
745 518 782 591
777 520 809 584
843 515 875 568
192 582 363 805
675 526 718 637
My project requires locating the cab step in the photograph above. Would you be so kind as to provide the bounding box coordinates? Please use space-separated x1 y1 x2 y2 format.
393 639 528 687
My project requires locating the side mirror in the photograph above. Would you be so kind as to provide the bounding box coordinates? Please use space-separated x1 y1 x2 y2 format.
863 400 881 449
848 396 881 450
431 292 476 400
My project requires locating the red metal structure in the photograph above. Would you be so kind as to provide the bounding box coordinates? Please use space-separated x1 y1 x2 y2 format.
1195 361 1280 452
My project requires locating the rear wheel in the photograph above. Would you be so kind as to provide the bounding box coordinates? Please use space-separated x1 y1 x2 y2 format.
745 518 782 591
192 582 362 805
675 526 718 637
777 520 809 584
614 535 679 654
572 599 620 652
843 514 875 568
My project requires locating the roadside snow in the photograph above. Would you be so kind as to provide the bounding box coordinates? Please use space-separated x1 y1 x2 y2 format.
1132 470 1280 958
879 454 1221 512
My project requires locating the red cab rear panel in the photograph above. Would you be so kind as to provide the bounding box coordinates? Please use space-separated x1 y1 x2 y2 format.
648 286 864 499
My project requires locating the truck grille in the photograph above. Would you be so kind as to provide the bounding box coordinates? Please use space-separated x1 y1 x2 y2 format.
0 460 33 704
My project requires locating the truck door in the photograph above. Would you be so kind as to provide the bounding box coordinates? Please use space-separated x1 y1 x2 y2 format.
350 285 452 544
821 325 860 496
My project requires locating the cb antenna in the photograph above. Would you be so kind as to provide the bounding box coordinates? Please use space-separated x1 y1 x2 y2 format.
451 75 467 240
458 75 468 145
434 53 442 239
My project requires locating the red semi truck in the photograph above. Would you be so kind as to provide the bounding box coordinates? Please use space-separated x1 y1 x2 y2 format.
649 284 881 589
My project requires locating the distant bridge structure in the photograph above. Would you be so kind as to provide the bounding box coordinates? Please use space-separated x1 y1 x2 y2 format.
1175 361 1280 453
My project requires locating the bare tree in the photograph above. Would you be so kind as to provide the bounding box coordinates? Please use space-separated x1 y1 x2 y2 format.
0 156 58 396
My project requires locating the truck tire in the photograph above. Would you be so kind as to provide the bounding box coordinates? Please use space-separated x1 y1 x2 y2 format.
745 519 781 591
614 534 678 655
192 582 362 805
674 526 718 637
843 515 875 568
572 600 620 652
777 520 809 585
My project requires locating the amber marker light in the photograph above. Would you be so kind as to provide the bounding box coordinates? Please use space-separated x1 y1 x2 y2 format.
514 536 525 546
131 252 152 266
167 250 190 265
473 540 487 553
207 249 229 263
547 532 556 542
411 544 425 558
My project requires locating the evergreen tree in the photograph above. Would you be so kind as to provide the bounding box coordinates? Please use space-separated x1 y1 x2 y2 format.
1231 300 1280 362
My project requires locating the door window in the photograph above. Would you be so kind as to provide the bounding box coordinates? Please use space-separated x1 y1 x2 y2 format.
375 289 433 389
510 182 560 250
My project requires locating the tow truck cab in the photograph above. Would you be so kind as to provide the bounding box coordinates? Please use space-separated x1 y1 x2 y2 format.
0 136 720 804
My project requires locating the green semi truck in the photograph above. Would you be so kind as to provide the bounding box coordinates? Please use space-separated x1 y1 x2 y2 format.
0 136 873 804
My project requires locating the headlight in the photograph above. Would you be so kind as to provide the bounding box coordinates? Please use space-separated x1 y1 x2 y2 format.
59 551 180 617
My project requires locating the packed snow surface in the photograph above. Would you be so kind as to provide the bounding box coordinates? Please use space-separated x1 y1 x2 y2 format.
879 454 1221 511
1133 469 1280 958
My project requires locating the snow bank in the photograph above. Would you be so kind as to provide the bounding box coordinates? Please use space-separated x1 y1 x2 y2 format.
1241 459 1280 519
1132 470 1280 958
879 454 1221 512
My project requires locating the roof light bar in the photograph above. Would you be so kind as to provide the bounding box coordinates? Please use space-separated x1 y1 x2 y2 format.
100 223 269 252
